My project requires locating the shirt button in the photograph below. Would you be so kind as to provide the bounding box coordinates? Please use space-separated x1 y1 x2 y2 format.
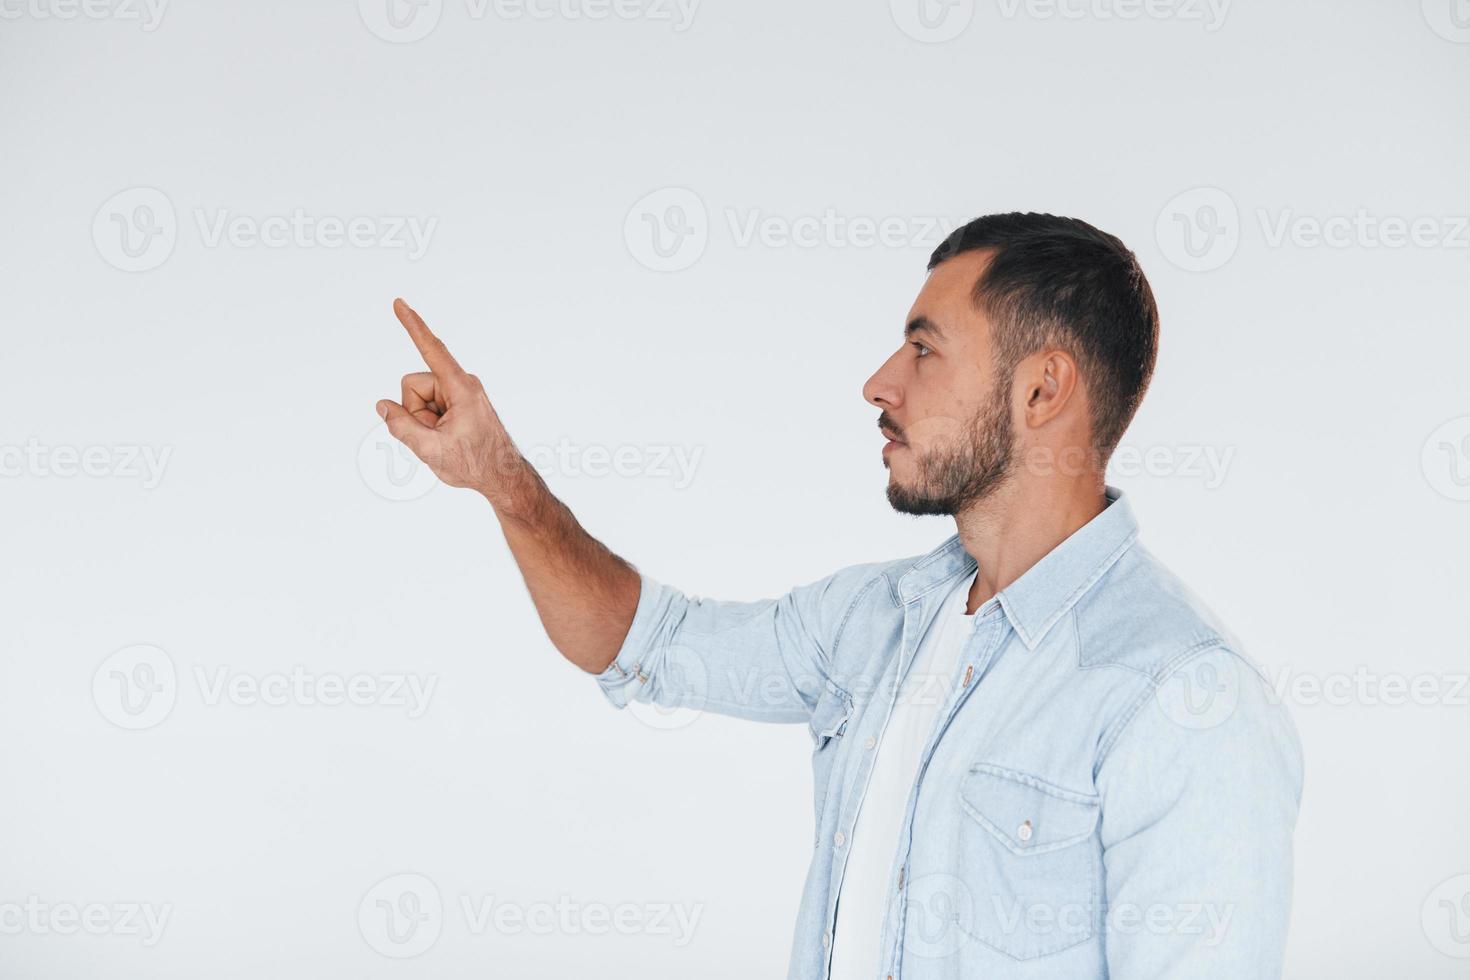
822 932 831 949
834 831 847 847
864 736 877 750
1018 820 1033 842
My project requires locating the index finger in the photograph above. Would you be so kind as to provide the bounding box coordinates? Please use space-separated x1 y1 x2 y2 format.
393 298 465 378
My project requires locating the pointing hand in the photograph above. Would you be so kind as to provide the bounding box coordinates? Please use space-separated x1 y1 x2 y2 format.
376 299 519 498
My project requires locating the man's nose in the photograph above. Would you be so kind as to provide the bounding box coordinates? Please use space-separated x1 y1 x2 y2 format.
863 354 904 409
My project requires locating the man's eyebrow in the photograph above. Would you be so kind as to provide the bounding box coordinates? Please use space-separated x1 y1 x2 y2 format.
905 316 946 342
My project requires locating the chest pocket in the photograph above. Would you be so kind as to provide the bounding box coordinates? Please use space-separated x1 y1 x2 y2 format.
808 683 854 840
956 765 1102 960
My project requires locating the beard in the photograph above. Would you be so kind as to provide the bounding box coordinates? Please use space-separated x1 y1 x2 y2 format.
885 387 1015 516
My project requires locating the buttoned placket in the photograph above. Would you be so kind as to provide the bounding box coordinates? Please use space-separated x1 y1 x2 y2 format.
819 571 1007 980
881 598 1007 978
818 581 933 979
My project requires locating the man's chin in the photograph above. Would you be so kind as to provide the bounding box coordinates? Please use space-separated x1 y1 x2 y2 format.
885 479 958 517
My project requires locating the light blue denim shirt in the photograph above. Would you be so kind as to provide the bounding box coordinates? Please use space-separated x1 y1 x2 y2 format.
596 488 1303 979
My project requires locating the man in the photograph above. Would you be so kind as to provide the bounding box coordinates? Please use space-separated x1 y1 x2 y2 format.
375 212 1303 979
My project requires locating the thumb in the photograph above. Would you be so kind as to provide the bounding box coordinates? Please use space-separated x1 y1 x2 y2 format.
377 399 439 460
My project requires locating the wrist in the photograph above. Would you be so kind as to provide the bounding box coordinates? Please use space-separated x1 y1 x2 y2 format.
476 449 540 520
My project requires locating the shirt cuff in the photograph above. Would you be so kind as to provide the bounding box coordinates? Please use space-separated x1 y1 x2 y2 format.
594 571 675 709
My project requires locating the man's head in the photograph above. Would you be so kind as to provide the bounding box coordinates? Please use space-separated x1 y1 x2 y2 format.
864 212 1159 516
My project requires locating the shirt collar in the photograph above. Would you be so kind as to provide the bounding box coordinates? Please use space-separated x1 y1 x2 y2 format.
895 485 1140 650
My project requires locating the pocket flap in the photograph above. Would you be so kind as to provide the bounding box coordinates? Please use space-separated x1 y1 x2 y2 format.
959 765 1100 855
808 685 853 746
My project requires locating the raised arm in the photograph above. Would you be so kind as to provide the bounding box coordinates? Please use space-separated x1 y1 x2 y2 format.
375 300 877 727
375 298 639 674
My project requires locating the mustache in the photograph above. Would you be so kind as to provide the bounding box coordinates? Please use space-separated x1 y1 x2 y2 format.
877 413 907 444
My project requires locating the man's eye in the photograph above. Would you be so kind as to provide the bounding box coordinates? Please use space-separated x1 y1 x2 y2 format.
911 342 932 357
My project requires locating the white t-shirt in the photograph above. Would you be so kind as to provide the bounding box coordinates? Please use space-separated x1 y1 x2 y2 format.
829 572 977 980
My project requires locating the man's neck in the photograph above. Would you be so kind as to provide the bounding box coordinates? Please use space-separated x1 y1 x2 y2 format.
953 474 1108 615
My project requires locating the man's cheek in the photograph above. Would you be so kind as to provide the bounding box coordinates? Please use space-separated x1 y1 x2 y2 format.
904 416 967 450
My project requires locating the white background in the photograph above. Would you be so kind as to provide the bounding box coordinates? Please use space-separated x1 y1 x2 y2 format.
2 0 1468 977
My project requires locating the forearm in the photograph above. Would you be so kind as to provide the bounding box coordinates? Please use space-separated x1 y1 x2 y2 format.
374 299 644 675
482 455 642 675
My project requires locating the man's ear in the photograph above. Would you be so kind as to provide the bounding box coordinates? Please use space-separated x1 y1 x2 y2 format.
1019 349 1079 429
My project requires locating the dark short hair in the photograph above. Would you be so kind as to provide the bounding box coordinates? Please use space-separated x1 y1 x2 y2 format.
928 212 1159 459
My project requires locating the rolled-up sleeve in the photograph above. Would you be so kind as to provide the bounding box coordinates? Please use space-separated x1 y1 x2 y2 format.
595 572 692 710
595 563 886 724
1095 645 1304 979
